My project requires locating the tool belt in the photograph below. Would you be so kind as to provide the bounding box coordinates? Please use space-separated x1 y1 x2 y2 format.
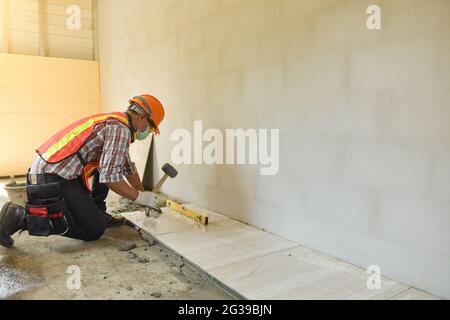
25 172 69 237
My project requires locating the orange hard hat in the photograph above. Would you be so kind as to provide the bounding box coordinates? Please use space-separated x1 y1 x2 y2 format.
128 94 165 135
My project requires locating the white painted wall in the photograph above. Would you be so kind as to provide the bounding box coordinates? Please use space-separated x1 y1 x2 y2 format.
97 0 450 298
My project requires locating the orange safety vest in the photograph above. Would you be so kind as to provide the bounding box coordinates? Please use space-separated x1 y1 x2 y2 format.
36 112 131 191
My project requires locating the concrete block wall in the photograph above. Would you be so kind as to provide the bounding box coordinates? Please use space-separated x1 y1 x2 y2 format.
98 0 450 298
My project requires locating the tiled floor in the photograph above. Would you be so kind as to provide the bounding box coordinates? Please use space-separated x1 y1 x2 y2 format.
207 246 408 300
119 204 440 300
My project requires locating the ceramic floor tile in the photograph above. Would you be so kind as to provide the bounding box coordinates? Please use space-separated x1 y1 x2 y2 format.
121 207 230 236
156 218 299 271
208 246 411 300
119 203 439 300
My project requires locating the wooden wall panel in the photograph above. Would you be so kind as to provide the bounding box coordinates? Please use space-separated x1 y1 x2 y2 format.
2 0 95 60
0 53 100 176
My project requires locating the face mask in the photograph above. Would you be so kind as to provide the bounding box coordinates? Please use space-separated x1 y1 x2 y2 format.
136 125 151 141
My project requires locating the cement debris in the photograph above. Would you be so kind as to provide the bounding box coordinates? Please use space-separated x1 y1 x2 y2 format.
140 231 155 245
111 198 141 214
138 258 149 264
127 252 138 259
119 242 137 251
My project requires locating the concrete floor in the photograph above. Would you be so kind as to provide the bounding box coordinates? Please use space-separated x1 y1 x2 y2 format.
0 179 233 300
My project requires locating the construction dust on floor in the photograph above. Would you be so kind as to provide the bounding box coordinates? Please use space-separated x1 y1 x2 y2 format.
0 224 233 300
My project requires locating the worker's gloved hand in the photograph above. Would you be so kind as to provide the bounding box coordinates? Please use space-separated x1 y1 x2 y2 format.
134 191 163 208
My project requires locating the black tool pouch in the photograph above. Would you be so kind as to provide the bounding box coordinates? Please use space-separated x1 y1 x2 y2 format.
26 182 69 237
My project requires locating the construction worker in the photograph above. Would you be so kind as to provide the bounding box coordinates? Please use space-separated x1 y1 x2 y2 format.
0 94 165 248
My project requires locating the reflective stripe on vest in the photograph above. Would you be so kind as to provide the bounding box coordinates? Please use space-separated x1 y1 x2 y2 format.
37 112 129 164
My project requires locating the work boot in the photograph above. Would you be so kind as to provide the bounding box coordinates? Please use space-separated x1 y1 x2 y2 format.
0 201 26 248
104 213 125 228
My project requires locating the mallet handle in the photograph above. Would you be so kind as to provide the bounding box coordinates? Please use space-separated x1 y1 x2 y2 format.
152 174 168 193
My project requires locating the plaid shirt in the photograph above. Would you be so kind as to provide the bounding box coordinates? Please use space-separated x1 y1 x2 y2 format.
30 118 138 183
